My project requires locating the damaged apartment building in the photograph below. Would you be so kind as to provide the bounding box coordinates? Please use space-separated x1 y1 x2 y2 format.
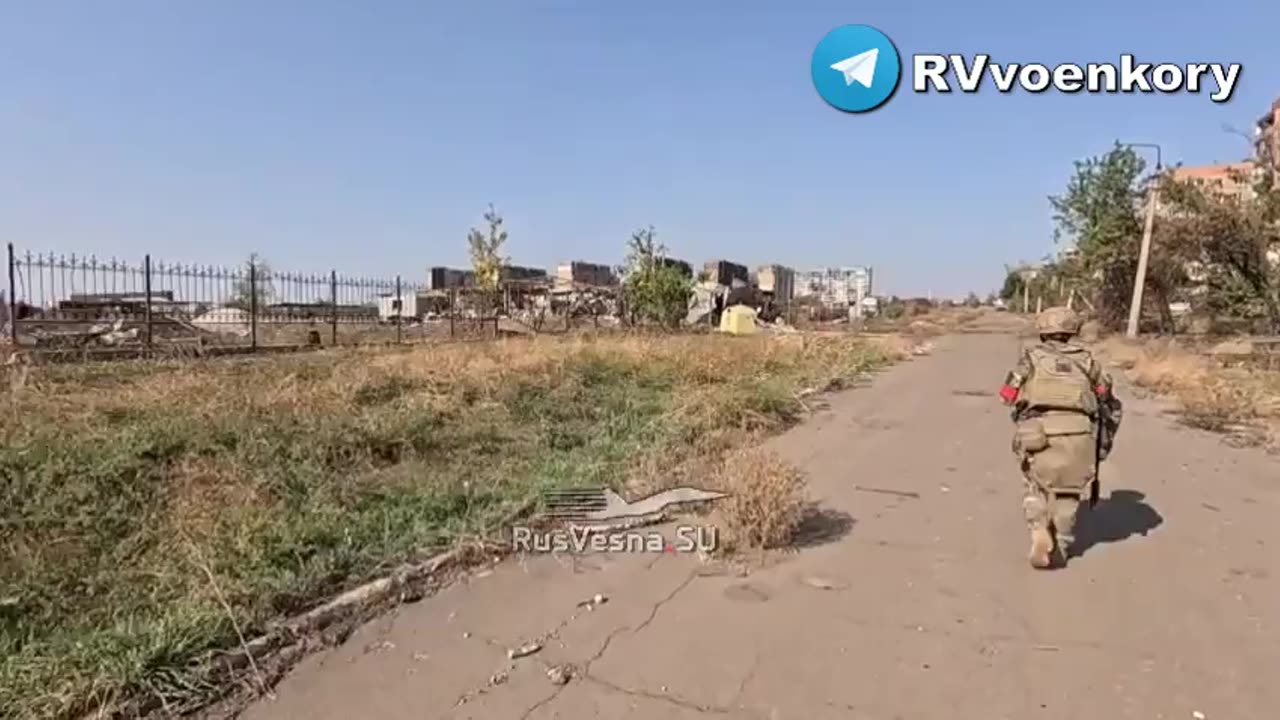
687 260 796 326
548 261 621 318
795 266 874 318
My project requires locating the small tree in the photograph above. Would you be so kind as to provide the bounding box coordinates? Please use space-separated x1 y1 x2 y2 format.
998 267 1024 303
467 204 509 314
1158 166 1280 332
228 253 274 311
622 226 692 328
1049 143 1151 328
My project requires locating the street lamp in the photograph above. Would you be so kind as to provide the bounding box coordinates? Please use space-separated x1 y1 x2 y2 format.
1120 142 1164 339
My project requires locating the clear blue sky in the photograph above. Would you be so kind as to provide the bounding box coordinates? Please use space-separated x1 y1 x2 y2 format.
3 0 1277 297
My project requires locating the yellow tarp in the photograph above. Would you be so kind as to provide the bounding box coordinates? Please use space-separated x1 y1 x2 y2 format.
719 305 758 335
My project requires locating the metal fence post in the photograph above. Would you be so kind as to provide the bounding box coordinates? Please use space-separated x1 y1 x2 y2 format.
330 270 338 346
395 275 403 345
249 261 258 350
6 243 16 345
143 254 154 348
449 288 456 337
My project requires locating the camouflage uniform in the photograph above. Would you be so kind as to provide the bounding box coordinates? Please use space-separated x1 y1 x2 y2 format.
999 307 1122 569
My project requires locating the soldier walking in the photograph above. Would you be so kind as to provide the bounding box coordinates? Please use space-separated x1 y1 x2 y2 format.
998 307 1123 569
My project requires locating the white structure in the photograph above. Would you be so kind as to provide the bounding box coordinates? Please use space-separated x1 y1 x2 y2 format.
191 306 251 337
378 293 428 321
795 266 874 316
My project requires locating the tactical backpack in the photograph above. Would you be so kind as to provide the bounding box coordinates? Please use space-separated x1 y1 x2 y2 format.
1018 346 1099 416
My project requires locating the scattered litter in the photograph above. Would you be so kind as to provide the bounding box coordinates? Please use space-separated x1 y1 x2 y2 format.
412 652 430 662
489 671 508 686
576 593 608 609
547 665 574 685
473 569 494 579
462 632 471 639
853 485 921 499
1192 712 1206 720
1201 503 1221 513
508 642 542 659
363 640 395 654
940 485 951 493
800 575 846 591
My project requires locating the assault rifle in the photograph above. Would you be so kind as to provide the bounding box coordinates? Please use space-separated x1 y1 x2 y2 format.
1091 392 1123 508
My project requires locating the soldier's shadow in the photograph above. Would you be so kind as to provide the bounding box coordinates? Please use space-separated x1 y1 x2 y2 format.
1070 489 1164 558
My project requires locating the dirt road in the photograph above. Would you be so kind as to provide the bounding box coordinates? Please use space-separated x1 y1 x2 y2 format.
243 332 1279 720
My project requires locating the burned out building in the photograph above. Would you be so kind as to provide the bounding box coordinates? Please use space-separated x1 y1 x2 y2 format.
556 261 617 288
754 265 795 304
659 257 693 278
500 265 549 283
702 259 749 286
427 267 475 291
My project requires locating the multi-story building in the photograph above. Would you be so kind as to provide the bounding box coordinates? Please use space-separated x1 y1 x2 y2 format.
427 266 475 290
795 266 874 314
1168 161 1259 201
1164 96 1279 198
1256 97 1279 165
754 265 795 303
555 261 616 288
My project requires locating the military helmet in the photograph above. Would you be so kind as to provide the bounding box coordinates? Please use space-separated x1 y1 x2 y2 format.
1035 306 1081 335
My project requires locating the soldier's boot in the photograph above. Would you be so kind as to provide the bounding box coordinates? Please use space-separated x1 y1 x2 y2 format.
1023 490 1054 569
1051 493 1082 564
1028 525 1054 569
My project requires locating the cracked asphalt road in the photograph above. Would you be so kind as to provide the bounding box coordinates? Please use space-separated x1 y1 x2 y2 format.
242 332 1280 719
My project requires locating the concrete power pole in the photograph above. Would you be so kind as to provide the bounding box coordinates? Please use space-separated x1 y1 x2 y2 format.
1123 142 1163 339
1125 184 1159 338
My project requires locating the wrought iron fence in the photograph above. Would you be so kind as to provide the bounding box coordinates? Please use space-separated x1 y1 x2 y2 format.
1 244 514 356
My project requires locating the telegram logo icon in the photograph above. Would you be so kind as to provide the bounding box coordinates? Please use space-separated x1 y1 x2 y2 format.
810 25 902 113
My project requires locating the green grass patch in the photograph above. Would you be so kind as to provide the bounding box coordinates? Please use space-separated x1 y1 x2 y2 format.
0 334 900 718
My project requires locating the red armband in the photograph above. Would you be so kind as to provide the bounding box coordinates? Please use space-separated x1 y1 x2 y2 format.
1094 384 1107 396
998 384 1018 403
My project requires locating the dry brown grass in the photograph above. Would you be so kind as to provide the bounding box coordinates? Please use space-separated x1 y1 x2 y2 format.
1097 337 1280 448
708 447 809 551
1 330 906 719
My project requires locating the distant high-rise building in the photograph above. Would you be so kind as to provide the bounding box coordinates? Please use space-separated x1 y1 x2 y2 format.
794 266 874 314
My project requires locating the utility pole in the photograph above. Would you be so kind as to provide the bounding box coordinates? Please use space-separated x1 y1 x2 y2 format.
1122 142 1163 339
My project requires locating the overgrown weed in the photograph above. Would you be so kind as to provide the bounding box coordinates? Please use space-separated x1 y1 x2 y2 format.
1 332 901 718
